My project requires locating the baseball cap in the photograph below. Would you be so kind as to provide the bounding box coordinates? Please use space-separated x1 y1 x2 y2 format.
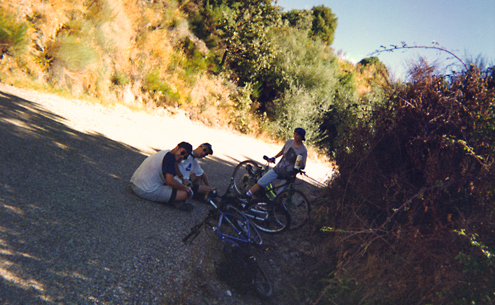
177 141 193 156
294 127 306 140
201 143 213 155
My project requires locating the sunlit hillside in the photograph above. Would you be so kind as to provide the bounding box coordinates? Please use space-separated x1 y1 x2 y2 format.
0 0 382 146
1 0 244 129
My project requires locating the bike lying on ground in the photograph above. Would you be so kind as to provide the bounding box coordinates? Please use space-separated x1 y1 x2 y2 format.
182 181 273 299
231 156 311 230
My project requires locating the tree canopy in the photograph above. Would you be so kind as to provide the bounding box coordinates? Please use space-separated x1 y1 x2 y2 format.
310 5 337 45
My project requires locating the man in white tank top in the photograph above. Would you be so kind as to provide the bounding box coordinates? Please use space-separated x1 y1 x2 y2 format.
130 142 196 212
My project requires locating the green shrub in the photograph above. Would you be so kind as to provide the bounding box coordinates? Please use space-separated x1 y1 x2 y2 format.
263 27 344 143
270 83 333 144
53 33 99 71
0 8 28 56
111 71 129 86
144 69 181 104
228 82 258 133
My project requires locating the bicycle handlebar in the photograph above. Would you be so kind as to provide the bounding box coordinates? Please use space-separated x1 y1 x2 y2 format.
182 208 217 243
182 222 203 243
263 155 306 177
183 187 229 244
263 155 275 163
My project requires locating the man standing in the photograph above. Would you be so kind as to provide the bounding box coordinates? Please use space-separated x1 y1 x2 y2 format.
130 141 195 212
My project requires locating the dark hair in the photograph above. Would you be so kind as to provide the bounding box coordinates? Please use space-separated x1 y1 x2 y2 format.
294 127 306 140
177 141 193 155
201 143 213 155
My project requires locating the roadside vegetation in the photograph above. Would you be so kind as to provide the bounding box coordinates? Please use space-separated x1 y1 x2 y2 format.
1 0 494 304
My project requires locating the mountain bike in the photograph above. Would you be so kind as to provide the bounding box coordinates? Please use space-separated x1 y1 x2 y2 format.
230 158 291 234
182 181 272 298
231 156 311 230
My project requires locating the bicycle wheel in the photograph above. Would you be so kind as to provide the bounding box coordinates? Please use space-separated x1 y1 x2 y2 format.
231 160 262 196
277 189 310 230
224 205 263 247
247 257 273 299
246 200 291 234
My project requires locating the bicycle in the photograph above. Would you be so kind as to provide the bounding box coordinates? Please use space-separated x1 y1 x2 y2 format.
231 155 311 230
182 180 273 298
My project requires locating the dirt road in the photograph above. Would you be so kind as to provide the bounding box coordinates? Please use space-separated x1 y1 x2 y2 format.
0 84 332 304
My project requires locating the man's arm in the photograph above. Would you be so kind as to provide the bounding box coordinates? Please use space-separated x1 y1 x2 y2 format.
175 163 184 181
200 173 210 187
166 173 190 192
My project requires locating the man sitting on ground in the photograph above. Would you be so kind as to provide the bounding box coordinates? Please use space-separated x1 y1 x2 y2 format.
176 143 215 201
130 141 195 212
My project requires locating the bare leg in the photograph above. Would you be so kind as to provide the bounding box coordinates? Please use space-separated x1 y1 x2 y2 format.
198 185 212 194
175 190 189 201
190 174 200 184
248 183 262 196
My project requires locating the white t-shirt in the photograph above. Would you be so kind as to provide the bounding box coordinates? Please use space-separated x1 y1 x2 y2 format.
178 155 204 180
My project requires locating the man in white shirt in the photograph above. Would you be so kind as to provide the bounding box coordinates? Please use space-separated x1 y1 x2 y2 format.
176 143 214 200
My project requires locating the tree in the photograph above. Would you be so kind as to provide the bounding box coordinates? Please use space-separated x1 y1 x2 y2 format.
266 27 341 143
311 5 337 45
282 9 313 30
217 0 282 84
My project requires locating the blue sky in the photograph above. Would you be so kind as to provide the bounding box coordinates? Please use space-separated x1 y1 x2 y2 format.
275 0 495 80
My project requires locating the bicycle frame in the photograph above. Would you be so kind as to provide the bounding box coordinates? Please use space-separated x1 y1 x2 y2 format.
214 208 253 246
183 181 273 298
184 178 261 247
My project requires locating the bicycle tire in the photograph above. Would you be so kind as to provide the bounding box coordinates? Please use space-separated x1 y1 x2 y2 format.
276 189 310 230
247 257 273 299
231 160 262 196
223 205 263 247
245 200 291 234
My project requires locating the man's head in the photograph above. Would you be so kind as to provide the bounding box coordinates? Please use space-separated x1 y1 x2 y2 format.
174 141 193 161
294 127 306 141
193 143 213 158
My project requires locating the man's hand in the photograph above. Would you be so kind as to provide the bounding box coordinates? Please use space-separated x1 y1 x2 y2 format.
187 187 194 198
183 178 192 187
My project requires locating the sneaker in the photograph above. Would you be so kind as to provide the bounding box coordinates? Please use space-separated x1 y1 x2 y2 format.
175 201 195 212
239 194 252 202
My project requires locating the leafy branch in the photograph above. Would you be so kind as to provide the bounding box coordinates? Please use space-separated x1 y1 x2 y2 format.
370 41 468 70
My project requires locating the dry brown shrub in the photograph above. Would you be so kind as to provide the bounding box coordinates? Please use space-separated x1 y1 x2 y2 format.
310 62 495 304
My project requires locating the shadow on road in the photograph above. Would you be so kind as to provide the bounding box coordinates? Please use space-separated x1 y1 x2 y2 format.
0 89 319 304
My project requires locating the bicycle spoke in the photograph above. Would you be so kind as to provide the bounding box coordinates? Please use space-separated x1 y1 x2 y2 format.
231 161 262 196
277 190 310 230
249 258 273 298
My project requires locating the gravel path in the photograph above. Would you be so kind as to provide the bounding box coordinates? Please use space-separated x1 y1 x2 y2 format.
0 84 332 304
